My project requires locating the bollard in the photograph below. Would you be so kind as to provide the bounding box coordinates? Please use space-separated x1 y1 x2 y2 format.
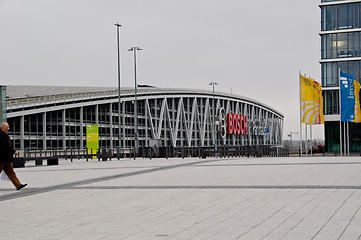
101 148 107 161
13 157 25 168
35 158 43 166
166 145 168 159
47 157 59 166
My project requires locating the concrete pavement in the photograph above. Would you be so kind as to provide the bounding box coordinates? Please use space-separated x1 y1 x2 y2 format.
1 156 361 240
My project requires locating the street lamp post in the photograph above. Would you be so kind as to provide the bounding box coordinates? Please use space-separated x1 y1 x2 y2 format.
128 47 142 159
114 23 122 159
287 131 299 150
209 82 218 154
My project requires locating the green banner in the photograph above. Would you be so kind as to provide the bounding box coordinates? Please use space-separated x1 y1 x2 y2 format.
0 86 6 123
86 125 99 157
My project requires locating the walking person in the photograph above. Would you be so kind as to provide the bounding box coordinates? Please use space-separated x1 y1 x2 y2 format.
0 122 27 190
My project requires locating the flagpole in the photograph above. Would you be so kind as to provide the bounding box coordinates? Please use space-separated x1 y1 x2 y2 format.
347 122 350 156
339 68 343 156
310 123 313 157
299 71 303 157
305 73 309 157
308 75 313 157
343 122 346 156
340 122 343 156
305 123 308 157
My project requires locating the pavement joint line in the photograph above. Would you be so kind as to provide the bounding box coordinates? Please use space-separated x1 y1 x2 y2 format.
20 166 162 172
260 188 324 240
196 161 361 167
235 189 311 239
2 158 361 201
339 195 361 239
313 189 356 239
72 185 361 190
0 158 220 202
164 193 270 239
282 189 339 238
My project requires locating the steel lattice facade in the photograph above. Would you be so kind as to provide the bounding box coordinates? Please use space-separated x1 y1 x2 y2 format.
5 87 283 150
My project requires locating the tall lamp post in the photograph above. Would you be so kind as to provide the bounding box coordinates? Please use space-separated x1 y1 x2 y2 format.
287 131 299 150
114 23 122 159
209 82 218 153
128 47 142 159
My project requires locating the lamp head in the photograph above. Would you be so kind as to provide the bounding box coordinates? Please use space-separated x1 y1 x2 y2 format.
128 47 142 51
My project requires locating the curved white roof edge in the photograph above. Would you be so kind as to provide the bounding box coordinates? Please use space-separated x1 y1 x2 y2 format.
5 85 283 118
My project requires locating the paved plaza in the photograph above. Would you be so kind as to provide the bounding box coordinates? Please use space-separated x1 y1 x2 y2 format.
1 156 361 240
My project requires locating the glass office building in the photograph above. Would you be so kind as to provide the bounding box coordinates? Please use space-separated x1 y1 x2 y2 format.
320 0 361 152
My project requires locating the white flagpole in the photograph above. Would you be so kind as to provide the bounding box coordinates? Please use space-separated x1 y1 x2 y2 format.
344 122 346 156
305 123 308 157
299 72 303 157
308 75 313 158
305 73 309 157
339 68 343 156
310 123 313 157
347 122 350 156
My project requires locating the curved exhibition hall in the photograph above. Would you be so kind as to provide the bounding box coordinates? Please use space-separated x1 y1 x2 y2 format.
3 86 284 152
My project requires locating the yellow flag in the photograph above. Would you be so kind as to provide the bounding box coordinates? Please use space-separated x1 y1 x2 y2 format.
315 81 325 124
300 75 324 124
353 80 361 123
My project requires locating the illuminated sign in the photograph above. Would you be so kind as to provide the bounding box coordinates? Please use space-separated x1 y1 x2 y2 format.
227 113 247 135
250 120 269 136
86 125 99 157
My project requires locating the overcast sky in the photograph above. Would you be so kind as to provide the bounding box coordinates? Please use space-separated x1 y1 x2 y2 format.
0 0 323 140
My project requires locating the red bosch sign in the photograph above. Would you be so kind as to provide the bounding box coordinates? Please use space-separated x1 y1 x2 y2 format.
227 113 247 135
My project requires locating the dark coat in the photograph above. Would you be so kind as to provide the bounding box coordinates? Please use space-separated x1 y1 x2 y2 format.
0 129 16 163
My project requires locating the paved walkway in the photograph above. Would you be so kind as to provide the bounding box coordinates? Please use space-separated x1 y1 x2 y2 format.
1 156 361 240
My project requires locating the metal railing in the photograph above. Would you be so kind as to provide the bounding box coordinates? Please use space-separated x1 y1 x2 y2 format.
13 145 290 168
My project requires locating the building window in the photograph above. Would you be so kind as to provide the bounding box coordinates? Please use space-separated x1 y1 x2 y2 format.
323 90 339 115
321 32 361 59
321 61 361 87
321 3 361 31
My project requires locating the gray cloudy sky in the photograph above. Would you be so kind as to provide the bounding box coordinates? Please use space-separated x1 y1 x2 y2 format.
0 0 323 140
